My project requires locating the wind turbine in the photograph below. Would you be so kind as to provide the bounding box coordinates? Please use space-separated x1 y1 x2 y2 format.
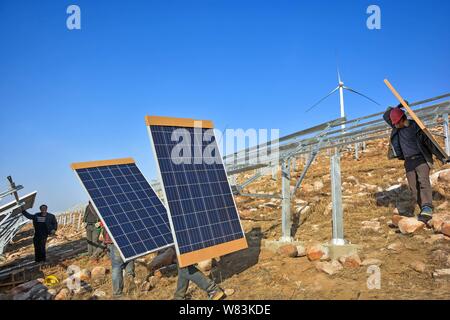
306 68 380 129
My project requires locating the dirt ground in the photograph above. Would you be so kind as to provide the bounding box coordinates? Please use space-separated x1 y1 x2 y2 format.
1 138 449 300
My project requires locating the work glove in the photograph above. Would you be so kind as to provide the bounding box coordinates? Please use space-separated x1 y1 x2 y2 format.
94 222 101 228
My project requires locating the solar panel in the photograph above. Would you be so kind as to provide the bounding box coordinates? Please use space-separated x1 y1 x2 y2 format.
146 116 248 267
0 191 37 220
71 158 173 261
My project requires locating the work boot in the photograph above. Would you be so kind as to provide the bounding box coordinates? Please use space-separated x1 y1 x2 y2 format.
418 206 433 223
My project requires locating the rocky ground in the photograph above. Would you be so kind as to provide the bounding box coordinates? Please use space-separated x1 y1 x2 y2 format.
1 138 449 300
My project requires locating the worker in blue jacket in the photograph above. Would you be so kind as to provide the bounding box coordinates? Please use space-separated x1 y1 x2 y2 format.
22 204 58 263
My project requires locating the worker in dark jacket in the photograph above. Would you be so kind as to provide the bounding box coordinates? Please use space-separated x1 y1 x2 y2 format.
22 204 58 263
83 201 100 256
383 102 448 222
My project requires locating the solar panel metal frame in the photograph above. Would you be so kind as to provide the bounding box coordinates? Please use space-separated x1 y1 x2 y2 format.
146 116 248 267
0 191 37 218
71 157 174 262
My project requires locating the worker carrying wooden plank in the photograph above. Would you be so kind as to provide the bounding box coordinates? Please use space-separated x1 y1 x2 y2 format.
383 102 449 222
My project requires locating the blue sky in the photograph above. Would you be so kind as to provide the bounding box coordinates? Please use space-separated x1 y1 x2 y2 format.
1 0 449 211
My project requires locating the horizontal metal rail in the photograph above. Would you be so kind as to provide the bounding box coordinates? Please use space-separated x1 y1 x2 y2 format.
225 96 450 175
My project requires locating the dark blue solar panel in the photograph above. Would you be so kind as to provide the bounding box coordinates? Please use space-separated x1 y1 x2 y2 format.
149 126 245 255
75 163 173 260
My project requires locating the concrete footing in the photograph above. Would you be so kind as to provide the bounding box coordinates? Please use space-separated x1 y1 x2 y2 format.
263 238 305 252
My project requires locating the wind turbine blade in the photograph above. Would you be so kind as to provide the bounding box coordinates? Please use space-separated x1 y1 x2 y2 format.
305 87 339 113
335 50 342 83
337 65 341 83
343 86 380 106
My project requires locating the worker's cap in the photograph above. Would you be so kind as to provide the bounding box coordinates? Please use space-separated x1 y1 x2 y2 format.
390 107 405 125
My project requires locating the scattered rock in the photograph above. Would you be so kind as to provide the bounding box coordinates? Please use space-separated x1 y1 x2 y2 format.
363 183 378 192
197 259 213 272
224 288 235 296
361 258 383 266
432 269 450 279
278 244 298 258
91 266 107 282
313 180 324 192
347 176 359 184
92 290 106 298
148 276 160 288
315 260 343 275
437 201 448 211
323 203 332 216
391 215 405 227
398 218 425 234
386 184 402 192
424 234 446 244
387 242 403 253
140 281 152 292
437 169 450 183
339 254 361 269
428 213 450 232
430 250 448 264
361 221 382 234
54 288 70 301
307 244 328 261
410 261 426 273
47 289 57 296
442 223 450 237
296 205 311 215
296 245 306 257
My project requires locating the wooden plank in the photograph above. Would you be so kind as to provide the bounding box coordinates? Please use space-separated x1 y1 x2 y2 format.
71 157 135 170
384 79 449 160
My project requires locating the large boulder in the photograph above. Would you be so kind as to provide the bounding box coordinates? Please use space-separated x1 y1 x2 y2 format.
398 218 425 234
54 288 70 300
429 213 450 232
391 215 405 227
438 169 450 183
339 254 361 269
306 244 328 261
315 260 343 275
197 259 213 272
91 266 107 282
278 244 298 258
442 223 450 237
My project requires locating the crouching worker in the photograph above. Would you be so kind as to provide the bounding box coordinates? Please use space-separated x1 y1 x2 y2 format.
148 247 224 300
383 103 448 222
98 222 136 298
22 204 57 263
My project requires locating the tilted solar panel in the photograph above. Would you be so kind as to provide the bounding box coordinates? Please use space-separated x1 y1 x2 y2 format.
146 116 248 267
71 158 173 261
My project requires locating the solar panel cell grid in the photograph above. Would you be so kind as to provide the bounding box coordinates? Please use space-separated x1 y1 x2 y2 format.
148 125 246 260
73 162 173 261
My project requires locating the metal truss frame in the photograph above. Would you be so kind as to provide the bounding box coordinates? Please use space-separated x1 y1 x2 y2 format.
224 94 450 243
